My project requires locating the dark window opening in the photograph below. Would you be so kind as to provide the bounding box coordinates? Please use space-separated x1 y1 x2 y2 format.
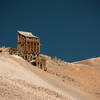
31 62 36 66
37 43 39 45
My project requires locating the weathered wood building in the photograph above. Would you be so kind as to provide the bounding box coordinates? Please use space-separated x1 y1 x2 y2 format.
17 31 46 70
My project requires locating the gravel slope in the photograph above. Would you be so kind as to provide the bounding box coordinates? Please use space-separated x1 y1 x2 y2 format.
0 50 98 100
0 52 68 100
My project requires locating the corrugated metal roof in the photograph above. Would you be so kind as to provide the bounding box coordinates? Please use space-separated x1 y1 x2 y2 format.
17 31 39 38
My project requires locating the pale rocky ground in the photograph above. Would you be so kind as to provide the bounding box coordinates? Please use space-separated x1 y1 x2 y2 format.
45 55 100 100
0 47 99 100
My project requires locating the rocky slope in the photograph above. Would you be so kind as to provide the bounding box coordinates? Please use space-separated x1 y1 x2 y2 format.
45 55 100 100
0 47 99 100
0 49 68 100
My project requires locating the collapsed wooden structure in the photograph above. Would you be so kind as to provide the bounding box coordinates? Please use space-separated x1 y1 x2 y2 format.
17 31 40 61
10 31 47 71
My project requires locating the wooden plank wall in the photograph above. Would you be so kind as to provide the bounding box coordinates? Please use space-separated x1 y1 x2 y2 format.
17 33 46 70
17 33 40 60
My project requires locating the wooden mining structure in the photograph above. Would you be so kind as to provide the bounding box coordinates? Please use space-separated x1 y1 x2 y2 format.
17 31 47 71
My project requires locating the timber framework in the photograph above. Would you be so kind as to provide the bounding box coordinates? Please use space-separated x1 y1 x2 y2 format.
9 31 47 71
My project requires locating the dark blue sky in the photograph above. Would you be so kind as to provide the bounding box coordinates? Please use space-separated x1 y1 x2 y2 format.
0 0 100 62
